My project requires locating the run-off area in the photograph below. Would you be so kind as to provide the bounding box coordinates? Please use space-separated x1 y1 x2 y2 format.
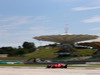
0 68 100 75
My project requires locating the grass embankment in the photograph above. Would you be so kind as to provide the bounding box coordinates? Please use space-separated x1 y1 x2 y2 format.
0 47 97 61
25 47 59 59
0 47 59 61
72 48 96 56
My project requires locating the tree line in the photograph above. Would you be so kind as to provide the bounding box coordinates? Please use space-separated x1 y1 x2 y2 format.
0 42 36 56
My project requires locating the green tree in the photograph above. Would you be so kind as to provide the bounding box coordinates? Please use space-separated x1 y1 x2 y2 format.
22 42 35 49
22 41 36 53
16 49 26 56
0 47 17 56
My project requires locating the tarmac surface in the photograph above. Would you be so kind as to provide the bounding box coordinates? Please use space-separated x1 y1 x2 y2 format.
0 67 100 75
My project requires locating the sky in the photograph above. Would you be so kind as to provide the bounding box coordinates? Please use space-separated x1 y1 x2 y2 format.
0 0 100 47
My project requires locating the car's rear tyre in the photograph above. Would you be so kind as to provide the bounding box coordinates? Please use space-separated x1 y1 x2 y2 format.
47 65 51 68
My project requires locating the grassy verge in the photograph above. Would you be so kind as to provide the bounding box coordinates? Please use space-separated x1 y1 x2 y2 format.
0 64 99 68
68 64 100 67
0 57 28 61
0 64 85 67
0 64 46 67
90 64 100 66
67 65 88 67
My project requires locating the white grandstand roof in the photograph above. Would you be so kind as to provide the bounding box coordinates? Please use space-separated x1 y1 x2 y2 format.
34 34 99 44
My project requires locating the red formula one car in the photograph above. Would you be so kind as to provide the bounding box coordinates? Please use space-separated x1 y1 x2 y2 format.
47 63 67 68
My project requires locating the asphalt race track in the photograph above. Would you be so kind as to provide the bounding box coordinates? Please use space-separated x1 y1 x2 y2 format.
0 67 100 75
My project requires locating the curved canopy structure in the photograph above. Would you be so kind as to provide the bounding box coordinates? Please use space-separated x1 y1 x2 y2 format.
34 34 99 44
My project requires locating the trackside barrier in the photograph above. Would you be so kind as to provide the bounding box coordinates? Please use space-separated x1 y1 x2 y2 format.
0 67 100 70
24 60 86 65
0 62 20 64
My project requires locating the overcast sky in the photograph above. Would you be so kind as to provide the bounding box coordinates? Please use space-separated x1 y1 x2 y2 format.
0 0 100 47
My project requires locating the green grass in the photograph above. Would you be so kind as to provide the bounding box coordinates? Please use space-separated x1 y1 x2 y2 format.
0 64 46 67
68 66 95 67
0 57 28 61
0 64 99 68
90 64 100 66
25 47 59 59
53 56 75 61
68 64 100 67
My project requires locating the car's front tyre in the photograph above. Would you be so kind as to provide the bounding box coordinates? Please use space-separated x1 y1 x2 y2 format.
64 65 67 68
